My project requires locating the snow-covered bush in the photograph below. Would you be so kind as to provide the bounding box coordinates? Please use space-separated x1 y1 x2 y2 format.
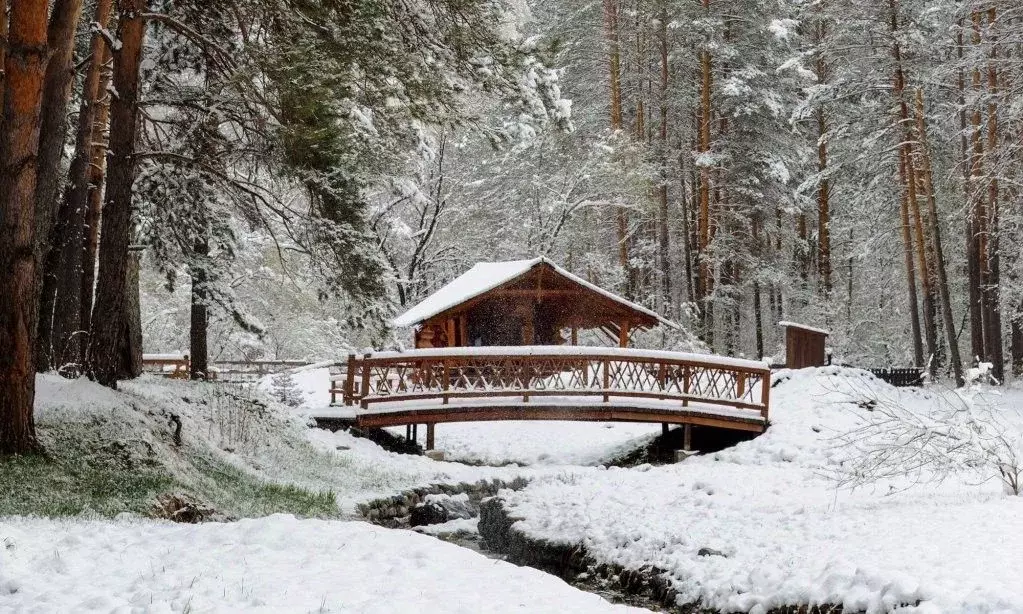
834 383 1023 495
269 372 304 408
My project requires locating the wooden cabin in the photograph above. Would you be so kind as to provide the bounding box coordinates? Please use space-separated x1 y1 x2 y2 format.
392 257 676 348
779 321 830 369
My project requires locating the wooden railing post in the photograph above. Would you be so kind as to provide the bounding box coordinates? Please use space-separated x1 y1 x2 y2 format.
602 359 610 402
657 363 666 400
442 359 450 405
736 371 746 399
760 369 771 421
359 353 372 409
682 366 691 407
344 353 357 406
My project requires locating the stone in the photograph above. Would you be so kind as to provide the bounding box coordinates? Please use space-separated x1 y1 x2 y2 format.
697 547 727 557
425 449 446 461
674 449 698 463
410 502 448 526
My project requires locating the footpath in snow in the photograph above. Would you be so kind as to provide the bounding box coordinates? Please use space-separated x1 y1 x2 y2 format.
494 368 1023 613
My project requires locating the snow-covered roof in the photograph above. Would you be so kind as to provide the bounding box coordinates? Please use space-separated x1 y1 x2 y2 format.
392 257 676 329
777 321 830 336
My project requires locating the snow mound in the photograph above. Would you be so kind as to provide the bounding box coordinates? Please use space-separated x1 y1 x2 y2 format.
496 367 1023 613
0 515 645 613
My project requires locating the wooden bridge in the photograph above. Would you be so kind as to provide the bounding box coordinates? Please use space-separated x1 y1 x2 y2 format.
319 347 771 450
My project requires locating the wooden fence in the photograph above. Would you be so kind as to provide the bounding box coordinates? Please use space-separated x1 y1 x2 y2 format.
142 355 311 382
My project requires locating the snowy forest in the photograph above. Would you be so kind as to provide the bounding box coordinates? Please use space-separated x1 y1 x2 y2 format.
2 0 1023 453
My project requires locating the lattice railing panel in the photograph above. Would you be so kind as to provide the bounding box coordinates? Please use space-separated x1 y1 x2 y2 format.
342 350 771 419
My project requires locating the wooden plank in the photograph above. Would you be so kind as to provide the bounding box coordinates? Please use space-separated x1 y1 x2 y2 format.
442 359 450 405
359 388 766 411
356 405 766 432
446 318 457 347
760 372 771 421
344 354 357 406
359 353 372 409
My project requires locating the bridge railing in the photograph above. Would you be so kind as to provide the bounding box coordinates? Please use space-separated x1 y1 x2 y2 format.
333 347 771 420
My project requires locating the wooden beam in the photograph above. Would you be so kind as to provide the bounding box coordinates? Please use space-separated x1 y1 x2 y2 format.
446 318 457 347
356 406 767 433
618 319 630 348
494 289 585 297
571 326 578 345
426 423 435 450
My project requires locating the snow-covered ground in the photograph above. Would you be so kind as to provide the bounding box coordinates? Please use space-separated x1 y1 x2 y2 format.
12 367 1023 612
495 368 1023 613
0 515 645 613
386 420 661 466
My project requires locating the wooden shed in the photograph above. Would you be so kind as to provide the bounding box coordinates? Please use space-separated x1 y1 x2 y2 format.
393 257 676 348
779 321 830 369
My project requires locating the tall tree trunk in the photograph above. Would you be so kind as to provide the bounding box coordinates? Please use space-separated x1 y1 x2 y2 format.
890 0 935 371
656 6 670 309
32 0 86 371
47 0 113 371
898 147 925 367
913 88 964 386
118 245 143 379
81 47 113 333
603 0 631 297
189 242 210 380
680 147 695 304
813 17 831 296
0 0 49 454
906 146 938 367
982 7 1003 382
696 0 713 338
86 0 148 387
958 21 984 366
968 11 988 366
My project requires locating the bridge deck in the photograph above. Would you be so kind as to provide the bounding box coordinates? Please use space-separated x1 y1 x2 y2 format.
311 396 766 432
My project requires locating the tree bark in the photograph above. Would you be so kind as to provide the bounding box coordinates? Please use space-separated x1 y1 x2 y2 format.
982 7 1003 382
86 0 148 388
813 17 831 296
0 0 49 454
913 88 964 386
118 246 143 379
32 0 86 371
696 0 712 336
968 11 988 366
42 0 113 373
603 0 631 297
81 46 113 333
189 242 210 380
656 6 670 309
898 147 925 367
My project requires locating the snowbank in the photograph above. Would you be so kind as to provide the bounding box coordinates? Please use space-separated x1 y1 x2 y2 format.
0 515 645 613
495 368 1023 613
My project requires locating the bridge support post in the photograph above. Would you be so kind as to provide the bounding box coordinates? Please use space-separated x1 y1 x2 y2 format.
683 424 692 452
662 423 669 436
426 423 435 451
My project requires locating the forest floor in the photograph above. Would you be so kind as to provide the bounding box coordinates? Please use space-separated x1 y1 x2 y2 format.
1 369 1021 612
